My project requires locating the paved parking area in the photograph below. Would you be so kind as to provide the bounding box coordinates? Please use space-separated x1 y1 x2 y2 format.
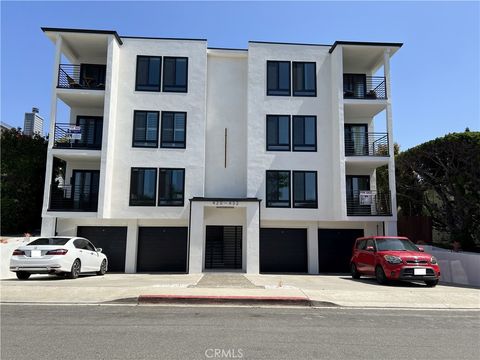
1 273 479 309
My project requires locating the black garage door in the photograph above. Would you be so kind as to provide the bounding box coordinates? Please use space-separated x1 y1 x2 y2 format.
77 226 127 272
318 229 364 273
137 227 188 273
260 228 308 273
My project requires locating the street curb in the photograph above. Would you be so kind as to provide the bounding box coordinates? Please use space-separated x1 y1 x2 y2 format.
137 294 315 306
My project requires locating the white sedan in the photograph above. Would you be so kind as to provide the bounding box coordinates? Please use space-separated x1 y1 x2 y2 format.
10 236 108 280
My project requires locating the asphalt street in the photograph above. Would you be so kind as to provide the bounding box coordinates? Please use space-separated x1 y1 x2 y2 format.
1 305 479 360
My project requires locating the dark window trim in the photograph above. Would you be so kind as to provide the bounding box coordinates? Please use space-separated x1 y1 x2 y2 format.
292 115 317 152
158 168 186 207
132 110 160 148
129 167 158 207
292 62 317 97
160 111 187 149
162 57 189 93
266 170 291 208
266 60 291 96
266 114 291 152
135 55 162 92
293 170 318 209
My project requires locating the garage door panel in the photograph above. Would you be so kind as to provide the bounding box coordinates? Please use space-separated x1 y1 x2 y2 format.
137 227 188 273
260 228 307 273
77 226 127 272
318 229 364 273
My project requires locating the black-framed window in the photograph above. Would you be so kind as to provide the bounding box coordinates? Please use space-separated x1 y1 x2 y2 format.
293 116 317 151
135 56 161 91
293 171 318 208
266 171 291 208
266 115 290 151
161 112 186 148
158 168 185 206
293 62 316 96
267 61 291 96
163 57 188 92
132 111 159 148
130 168 157 206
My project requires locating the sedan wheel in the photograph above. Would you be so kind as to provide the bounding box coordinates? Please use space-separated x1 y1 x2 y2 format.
67 259 81 279
16 271 31 280
97 260 107 276
375 265 388 285
351 263 360 279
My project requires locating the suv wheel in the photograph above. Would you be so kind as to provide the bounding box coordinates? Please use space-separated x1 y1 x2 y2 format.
375 266 388 285
425 279 439 287
351 263 360 279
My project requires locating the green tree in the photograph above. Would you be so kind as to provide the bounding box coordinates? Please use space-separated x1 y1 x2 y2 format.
1 128 48 234
395 132 480 249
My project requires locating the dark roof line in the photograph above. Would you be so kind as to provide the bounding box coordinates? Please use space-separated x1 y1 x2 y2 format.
41 27 123 45
121 36 207 42
190 197 261 202
208 47 248 51
329 40 403 53
249 40 331 47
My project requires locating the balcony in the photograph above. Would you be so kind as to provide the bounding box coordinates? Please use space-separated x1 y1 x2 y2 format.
53 119 103 150
57 64 106 90
48 184 98 212
344 132 389 157
343 74 386 100
346 190 392 216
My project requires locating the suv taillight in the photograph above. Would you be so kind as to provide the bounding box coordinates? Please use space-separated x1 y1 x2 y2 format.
12 249 25 256
46 249 68 255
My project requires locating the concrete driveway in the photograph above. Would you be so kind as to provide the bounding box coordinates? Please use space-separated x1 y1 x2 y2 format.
1 273 479 309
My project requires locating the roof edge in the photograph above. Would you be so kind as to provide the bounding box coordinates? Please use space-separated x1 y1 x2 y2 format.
249 40 331 47
121 36 207 42
329 41 403 53
41 27 123 45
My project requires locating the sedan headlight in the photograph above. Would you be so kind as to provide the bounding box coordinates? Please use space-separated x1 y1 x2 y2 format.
430 256 438 265
384 255 403 264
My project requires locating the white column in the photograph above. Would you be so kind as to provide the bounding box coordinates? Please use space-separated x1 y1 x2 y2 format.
246 203 260 274
189 202 205 273
307 223 319 274
41 217 56 236
124 220 138 273
384 221 398 236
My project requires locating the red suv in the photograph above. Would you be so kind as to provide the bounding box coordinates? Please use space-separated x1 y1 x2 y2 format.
350 236 440 287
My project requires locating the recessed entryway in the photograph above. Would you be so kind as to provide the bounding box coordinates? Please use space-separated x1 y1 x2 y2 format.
318 228 364 273
205 226 242 270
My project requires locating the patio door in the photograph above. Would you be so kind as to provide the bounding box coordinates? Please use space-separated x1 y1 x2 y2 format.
343 74 366 98
346 175 371 215
344 124 368 156
76 116 103 149
72 170 100 211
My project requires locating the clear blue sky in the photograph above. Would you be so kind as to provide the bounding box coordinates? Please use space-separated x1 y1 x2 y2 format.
1 1 479 150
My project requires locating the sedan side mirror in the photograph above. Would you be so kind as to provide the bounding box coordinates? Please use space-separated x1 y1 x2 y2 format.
418 247 424 252
366 246 375 252
96 248 103 253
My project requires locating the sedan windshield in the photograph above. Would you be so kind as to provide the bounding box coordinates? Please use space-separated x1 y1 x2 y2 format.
375 238 419 251
28 238 71 246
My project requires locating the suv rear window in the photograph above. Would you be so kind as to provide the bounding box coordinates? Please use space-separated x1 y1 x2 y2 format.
28 238 70 246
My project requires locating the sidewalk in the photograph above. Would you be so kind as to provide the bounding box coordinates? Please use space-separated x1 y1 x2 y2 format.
1 273 479 309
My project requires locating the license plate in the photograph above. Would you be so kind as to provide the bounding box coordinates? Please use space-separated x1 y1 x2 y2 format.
414 268 426 275
30 250 42 258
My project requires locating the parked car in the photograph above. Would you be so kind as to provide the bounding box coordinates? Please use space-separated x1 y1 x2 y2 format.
10 236 108 280
350 236 440 287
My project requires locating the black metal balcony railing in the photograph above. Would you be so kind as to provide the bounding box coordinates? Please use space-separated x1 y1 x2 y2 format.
344 132 389 156
53 123 102 150
346 190 392 216
49 184 99 212
57 64 106 90
343 75 387 100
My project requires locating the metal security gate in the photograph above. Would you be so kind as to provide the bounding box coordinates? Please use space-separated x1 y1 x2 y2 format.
318 229 364 273
77 226 127 272
260 228 308 273
205 226 242 270
137 227 188 273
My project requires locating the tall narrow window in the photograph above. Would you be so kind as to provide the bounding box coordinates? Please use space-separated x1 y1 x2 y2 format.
267 61 291 96
293 62 316 96
132 111 159 148
161 112 186 148
266 115 290 151
293 115 317 151
130 168 157 206
266 171 291 208
158 168 185 206
163 57 188 92
135 56 161 91
293 171 317 208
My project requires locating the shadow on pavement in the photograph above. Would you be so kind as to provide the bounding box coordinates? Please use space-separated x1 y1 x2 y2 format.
340 276 428 288
1 274 98 282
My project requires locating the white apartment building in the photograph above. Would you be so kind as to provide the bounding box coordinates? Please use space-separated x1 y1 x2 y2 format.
23 107 44 137
40 28 401 274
